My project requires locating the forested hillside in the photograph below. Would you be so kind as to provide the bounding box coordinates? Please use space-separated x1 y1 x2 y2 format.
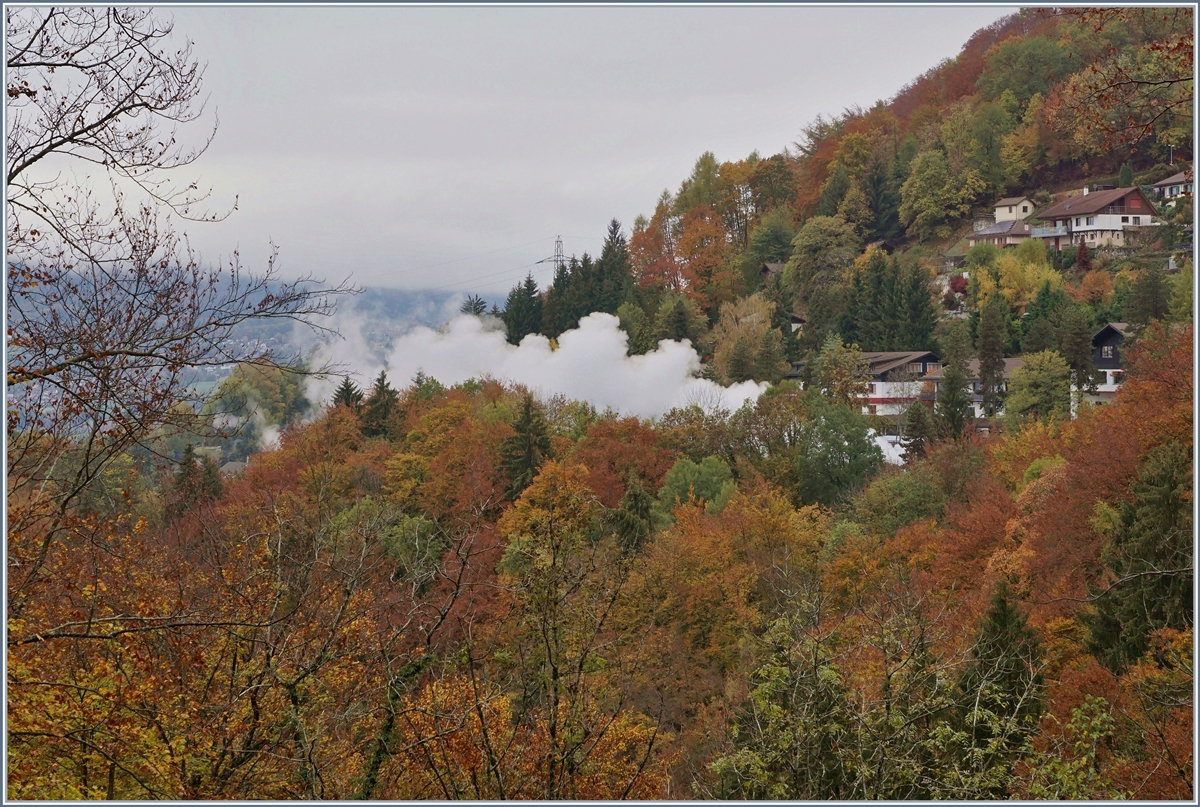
7 7 1193 800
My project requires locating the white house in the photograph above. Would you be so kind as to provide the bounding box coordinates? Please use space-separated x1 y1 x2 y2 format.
925 358 1025 418
1152 168 1193 207
993 196 1034 222
784 350 941 417
1031 187 1159 251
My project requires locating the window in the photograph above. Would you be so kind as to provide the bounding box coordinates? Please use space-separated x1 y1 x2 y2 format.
906 362 922 373
1132 216 1140 225
1022 205 1029 213
1088 231 1096 239
1086 216 1095 225
1121 216 1129 223
926 362 939 373
1111 370 1124 385
1075 217 1081 226
1130 197 1141 209
867 405 877 415
868 383 876 394
1007 206 1013 213
1102 345 1114 359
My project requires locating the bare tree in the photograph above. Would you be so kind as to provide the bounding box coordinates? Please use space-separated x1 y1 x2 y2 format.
6 8 354 606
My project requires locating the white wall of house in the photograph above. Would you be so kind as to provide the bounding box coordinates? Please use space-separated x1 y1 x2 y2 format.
995 199 1032 222
861 379 926 417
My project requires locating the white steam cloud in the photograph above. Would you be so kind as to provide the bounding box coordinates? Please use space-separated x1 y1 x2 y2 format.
309 311 767 420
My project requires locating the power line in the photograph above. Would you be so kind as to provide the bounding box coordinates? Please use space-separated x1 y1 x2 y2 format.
377 236 554 279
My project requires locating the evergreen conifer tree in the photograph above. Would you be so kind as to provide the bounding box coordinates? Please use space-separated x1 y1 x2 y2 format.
1057 304 1098 393
501 273 544 345
901 401 937 461
977 295 1008 417
726 336 757 383
540 263 572 338
936 325 972 438
899 260 937 350
754 328 789 383
596 219 634 313
331 377 364 410
1126 263 1170 330
361 370 399 438
500 394 553 499
954 583 1044 797
460 294 488 316
1117 162 1134 188
166 444 223 522
1086 442 1193 671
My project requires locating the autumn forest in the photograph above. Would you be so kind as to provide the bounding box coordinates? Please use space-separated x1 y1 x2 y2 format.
6 7 1194 801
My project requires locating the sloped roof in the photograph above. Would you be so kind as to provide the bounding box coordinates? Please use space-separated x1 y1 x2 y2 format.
1152 170 1192 188
761 262 786 275
994 196 1033 208
973 219 1032 237
924 358 1024 382
1092 322 1130 343
861 351 940 376
1036 187 1155 220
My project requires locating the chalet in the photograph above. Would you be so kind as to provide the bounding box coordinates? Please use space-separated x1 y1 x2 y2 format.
1031 186 1159 251
1085 322 1131 405
760 262 786 283
967 219 1032 249
924 358 1025 419
993 196 1034 221
786 350 941 416
1152 168 1193 206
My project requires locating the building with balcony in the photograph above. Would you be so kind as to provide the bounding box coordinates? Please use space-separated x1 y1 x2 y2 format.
1151 168 1192 206
1031 187 1159 251
786 350 941 417
1083 322 1131 405
924 358 1025 419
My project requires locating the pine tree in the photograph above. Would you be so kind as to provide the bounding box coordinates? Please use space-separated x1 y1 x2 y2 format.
595 219 634 313
1021 317 1057 354
1057 304 1098 392
361 370 399 438
754 328 789 383
501 273 544 345
901 401 937 461
460 294 488 316
653 293 702 344
816 162 852 217
977 295 1008 417
331 377 364 410
723 336 756 383
1117 162 1134 188
540 263 572 338
936 325 972 438
954 583 1044 797
606 474 653 553
1086 443 1193 672
1126 263 1170 330
500 394 553 499
899 260 937 350
166 443 223 522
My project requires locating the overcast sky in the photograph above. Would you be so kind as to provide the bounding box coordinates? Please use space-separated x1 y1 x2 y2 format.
168 5 1018 295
